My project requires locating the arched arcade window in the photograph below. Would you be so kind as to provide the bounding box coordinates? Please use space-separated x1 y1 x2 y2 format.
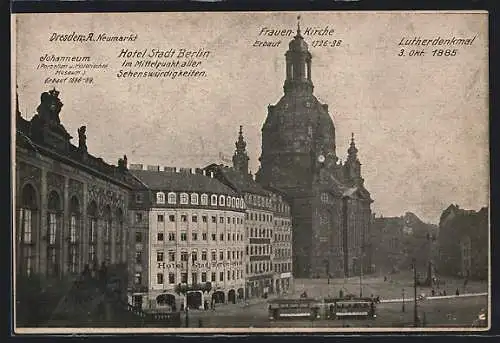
68 196 80 274
103 206 112 264
116 208 124 264
87 201 98 266
18 184 38 276
47 191 61 276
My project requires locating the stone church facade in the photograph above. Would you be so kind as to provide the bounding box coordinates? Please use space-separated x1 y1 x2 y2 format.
15 89 132 282
255 23 373 278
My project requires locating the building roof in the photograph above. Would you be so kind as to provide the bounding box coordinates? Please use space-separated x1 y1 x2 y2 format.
205 164 270 196
130 169 238 195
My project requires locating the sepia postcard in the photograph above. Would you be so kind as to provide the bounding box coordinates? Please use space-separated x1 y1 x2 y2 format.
11 11 490 334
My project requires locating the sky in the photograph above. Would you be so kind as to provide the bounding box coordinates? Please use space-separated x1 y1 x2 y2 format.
13 11 489 224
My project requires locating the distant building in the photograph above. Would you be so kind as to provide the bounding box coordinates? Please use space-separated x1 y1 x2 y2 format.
371 212 438 278
15 89 131 282
127 166 246 311
255 22 373 278
437 205 488 280
205 126 293 299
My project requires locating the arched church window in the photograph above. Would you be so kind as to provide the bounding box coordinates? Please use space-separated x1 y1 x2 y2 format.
47 191 61 276
19 184 38 276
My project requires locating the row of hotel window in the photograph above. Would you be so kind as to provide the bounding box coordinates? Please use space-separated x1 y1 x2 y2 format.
152 263 292 285
156 232 244 242
141 230 286 243
153 250 245 263
274 248 292 258
135 212 244 225
245 262 292 274
154 269 244 285
274 233 292 242
137 192 245 209
244 194 291 214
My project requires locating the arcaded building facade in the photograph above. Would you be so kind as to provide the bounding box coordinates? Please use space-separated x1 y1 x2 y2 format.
15 89 131 281
255 24 373 278
128 166 246 311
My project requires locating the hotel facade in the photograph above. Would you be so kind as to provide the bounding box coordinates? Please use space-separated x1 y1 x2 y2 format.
128 166 246 310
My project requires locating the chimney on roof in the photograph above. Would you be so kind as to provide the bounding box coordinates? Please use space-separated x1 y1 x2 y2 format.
147 165 160 171
129 163 144 170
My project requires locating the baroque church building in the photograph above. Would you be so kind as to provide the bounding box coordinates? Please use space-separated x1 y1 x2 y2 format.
255 22 373 278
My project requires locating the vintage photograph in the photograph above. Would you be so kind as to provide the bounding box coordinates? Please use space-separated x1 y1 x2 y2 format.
12 11 489 332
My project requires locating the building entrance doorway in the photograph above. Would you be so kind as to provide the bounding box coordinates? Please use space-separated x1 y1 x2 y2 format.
187 291 202 309
228 289 236 304
212 291 225 304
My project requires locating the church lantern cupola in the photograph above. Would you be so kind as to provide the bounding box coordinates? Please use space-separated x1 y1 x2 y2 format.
284 16 314 95
232 125 250 174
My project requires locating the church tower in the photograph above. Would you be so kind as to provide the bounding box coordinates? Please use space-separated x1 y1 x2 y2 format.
344 133 364 187
256 17 373 279
257 17 338 193
232 125 249 175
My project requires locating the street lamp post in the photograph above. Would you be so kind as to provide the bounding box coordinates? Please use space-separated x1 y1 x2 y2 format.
402 288 405 312
412 258 418 327
185 254 195 328
359 256 363 298
325 259 330 285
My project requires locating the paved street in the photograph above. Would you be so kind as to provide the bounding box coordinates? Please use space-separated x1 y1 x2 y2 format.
180 294 487 328
179 275 488 328
293 273 488 300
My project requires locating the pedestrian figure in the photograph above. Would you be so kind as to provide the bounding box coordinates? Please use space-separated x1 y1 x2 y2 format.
384 276 387 282
455 288 460 296
443 290 447 296
431 289 435 296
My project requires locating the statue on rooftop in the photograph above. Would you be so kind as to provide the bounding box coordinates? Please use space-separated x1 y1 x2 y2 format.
78 125 87 152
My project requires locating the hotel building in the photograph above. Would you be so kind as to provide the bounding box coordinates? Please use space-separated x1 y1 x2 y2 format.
127 166 246 311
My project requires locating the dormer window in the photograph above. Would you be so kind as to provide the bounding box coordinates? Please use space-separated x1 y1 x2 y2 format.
135 193 143 204
156 192 165 204
211 194 218 206
167 192 176 204
180 193 189 205
190 193 199 205
219 195 225 207
235 198 240 208
201 194 208 205
228 197 233 208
